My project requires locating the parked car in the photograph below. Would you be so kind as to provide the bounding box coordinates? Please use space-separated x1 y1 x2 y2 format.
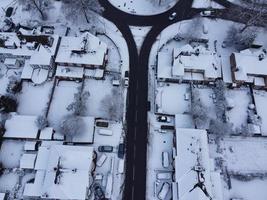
200 10 215 17
98 145 113 153
98 129 113 136
162 152 169 168
96 153 107 167
6 7 13 17
93 184 105 200
124 78 129 87
95 121 109 128
157 116 171 123
118 143 125 159
161 125 175 130
158 182 170 200
169 12 177 20
156 172 172 180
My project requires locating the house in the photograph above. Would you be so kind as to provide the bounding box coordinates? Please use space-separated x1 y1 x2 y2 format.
20 153 37 169
55 32 108 68
157 44 221 83
230 48 267 89
172 128 223 200
23 144 96 200
3 114 39 139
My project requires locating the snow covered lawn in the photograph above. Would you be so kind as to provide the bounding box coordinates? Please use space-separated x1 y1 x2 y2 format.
83 77 122 119
17 81 54 116
0 140 24 168
0 172 19 193
108 0 177 15
253 90 267 135
225 88 251 130
156 83 190 115
221 137 267 172
47 81 81 129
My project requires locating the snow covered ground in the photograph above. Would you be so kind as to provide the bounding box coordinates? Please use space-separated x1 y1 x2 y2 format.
17 81 54 116
253 90 267 135
108 0 178 15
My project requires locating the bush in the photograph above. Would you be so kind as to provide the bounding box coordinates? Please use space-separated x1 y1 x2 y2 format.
60 114 85 139
6 76 22 94
0 95 17 113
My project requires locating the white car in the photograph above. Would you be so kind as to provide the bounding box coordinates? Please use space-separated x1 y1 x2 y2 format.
169 12 177 20
158 182 170 200
156 172 172 180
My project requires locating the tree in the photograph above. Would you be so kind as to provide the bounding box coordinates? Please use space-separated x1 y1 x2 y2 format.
35 115 48 130
18 0 51 20
0 95 17 113
60 114 85 139
6 76 22 94
191 87 209 129
67 87 90 116
61 0 103 24
101 88 123 121
225 25 256 50
213 80 228 122
209 118 233 136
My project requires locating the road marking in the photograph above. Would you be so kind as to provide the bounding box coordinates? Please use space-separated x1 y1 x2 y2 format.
135 111 138 121
135 95 138 105
132 165 136 180
131 185 135 200
134 129 137 141
136 81 139 90
133 145 136 159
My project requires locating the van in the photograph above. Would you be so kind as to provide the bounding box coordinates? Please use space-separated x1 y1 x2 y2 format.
158 182 170 200
162 152 169 168
96 153 107 167
117 159 124 174
156 172 172 180
98 129 113 136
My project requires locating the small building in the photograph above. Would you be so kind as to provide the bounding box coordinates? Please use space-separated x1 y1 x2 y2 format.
56 65 84 80
20 153 37 169
39 127 55 140
230 48 267 89
23 144 95 200
4 114 39 139
55 32 108 69
3 58 20 68
24 141 38 151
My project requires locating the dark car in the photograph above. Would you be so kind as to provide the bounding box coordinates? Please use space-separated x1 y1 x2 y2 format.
98 145 113 153
96 121 109 128
93 184 105 200
6 7 13 17
118 143 125 159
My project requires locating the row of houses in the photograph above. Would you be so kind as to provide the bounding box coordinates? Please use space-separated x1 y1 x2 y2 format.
0 30 108 83
157 43 267 89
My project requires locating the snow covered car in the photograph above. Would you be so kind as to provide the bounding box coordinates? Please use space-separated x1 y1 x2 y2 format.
157 116 171 123
158 182 170 200
168 12 177 20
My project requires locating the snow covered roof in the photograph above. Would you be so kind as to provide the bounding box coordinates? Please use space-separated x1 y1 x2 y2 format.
173 128 222 200
24 141 37 151
232 49 267 86
31 68 49 84
56 65 84 79
72 116 95 143
21 60 34 79
24 145 94 200
55 32 107 66
39 127 54 140
175 114 194 129
20 153 37 169
172 45 221 80
4 58 17 65
29 45 52 66
157 51 172 79
0 193 6 200
4 114 38 139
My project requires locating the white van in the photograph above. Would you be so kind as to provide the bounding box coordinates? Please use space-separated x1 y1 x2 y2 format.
98 129 113 136
117 159 125 174
96 154 107 167
158 182 170 200
162 152 169 168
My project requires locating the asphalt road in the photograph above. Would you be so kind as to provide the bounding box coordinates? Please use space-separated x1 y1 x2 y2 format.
98 0 203 199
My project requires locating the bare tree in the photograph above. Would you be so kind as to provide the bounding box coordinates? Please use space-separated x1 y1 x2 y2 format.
67 86 90 116
225 25 256 50
60 114 85 139
18 0 51 20
35 115 48 130
101 88 123 121
191 86 209 129
61 0 103 24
